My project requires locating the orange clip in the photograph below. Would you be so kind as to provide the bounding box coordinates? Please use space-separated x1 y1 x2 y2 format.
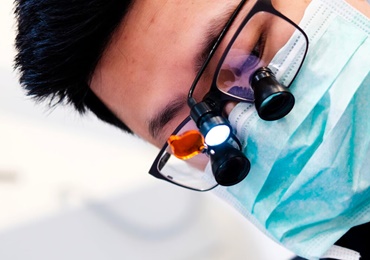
168 130 205 160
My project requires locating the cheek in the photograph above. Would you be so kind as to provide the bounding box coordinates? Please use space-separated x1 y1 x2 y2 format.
263 19 296 64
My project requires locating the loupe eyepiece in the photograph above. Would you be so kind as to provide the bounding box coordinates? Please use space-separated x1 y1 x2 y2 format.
210 144 250 186
250 67 295 121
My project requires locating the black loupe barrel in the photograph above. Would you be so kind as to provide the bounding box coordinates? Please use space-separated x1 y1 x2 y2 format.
250 67 295 121
210 144 250 186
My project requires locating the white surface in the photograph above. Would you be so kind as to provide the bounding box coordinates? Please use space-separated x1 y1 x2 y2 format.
0 1 294 259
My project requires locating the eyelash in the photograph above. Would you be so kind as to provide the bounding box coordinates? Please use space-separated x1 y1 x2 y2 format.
241 31 267 72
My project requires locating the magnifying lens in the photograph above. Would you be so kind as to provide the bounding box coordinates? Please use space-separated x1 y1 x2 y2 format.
210 143 250 186
250 67 295 121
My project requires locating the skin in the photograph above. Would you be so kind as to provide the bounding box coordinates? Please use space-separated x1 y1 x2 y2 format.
90 0 369 149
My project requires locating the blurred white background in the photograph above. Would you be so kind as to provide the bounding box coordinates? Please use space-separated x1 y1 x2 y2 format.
0 1 294 259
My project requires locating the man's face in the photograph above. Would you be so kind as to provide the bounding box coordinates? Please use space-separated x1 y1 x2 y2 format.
90 0 310 148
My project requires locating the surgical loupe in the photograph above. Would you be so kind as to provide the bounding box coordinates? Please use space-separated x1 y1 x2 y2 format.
187 66 294 186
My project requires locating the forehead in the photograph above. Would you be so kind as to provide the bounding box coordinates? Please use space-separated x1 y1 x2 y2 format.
90 0 236 146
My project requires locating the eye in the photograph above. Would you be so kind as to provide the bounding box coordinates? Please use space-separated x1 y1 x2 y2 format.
241 32 266 73
241 54 260 71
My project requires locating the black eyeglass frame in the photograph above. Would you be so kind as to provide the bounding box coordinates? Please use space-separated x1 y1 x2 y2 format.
149 0 309 191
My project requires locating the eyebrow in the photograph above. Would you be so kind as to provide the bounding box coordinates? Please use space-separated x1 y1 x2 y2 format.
148 6 239 140
194 5 240 74
149 95 187 138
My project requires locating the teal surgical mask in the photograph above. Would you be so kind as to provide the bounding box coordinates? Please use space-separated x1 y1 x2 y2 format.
211 0 370 259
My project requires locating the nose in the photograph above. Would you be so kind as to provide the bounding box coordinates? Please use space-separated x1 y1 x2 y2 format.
223 101 239 117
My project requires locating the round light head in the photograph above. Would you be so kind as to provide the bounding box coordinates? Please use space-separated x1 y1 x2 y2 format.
205 124 231 146
199 115 231 147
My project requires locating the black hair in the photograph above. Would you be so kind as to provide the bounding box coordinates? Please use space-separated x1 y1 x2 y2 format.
14 0 133 133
